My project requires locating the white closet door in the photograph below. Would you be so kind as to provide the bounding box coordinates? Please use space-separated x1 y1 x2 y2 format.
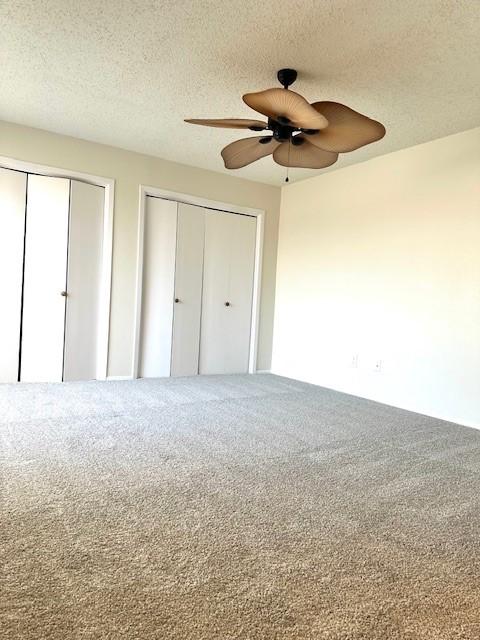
0 168 27 382
200 211 256 375
139 197 177 378
171 203 205 377
63 181 105 381
20 175 70 382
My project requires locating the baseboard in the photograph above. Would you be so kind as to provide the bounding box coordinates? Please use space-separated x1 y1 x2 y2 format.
270 369 479 431
452 418 480 431
109 373 271 379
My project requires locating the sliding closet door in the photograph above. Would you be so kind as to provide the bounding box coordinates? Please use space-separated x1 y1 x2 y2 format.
0 168 27 382
20 175 70 382
200 211 256 375
63 181 105 381
171 203 205 377
139 197 177 378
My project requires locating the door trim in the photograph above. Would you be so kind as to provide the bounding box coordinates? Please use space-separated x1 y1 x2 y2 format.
0 155 114 380
132 185 264 378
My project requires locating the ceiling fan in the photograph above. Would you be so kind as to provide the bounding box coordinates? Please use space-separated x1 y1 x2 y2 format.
185 69 385 180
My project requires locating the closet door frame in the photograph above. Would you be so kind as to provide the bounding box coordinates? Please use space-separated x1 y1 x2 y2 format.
0 155 114 380
132 185 264 379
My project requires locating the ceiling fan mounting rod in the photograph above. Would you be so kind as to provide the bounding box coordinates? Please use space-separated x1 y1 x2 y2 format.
277 68 298 89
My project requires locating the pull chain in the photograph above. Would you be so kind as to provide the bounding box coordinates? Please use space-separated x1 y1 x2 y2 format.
285 140 291 183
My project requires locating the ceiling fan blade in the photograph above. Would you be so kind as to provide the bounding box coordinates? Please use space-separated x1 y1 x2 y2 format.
243 88 328 130
273 138 338 169
221 136 280 169
307 102 386 152
185 118 267 130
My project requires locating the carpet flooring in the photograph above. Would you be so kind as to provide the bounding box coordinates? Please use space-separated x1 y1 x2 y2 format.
1 373 479 639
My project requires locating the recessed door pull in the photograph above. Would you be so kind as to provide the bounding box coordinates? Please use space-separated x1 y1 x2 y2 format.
174 298 180 303
60 291 68 297
225 301 231 307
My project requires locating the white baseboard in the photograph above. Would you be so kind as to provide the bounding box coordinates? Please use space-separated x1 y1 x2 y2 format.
106 375 134 381
270 369 479 431
255 369 271 374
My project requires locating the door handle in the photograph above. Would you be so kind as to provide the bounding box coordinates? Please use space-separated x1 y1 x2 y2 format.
174 298 180 303
224 301 231 307
60 291 68 297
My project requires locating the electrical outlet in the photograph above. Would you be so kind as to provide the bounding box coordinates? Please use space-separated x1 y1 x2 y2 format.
351 354 359 368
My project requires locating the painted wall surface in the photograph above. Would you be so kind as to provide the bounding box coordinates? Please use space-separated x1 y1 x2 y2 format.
273 128 480 428
0 120 281 376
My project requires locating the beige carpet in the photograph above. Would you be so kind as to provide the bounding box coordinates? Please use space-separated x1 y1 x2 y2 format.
1 374 479 639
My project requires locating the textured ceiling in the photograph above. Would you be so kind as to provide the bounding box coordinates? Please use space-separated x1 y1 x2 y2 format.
2 1 479 185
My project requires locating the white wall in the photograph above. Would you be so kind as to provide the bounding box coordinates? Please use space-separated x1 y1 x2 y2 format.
0 120 281 376
272 128 480 428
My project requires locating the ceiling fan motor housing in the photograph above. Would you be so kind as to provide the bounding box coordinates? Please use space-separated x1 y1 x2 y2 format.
268 117 293 141
266 117 315 143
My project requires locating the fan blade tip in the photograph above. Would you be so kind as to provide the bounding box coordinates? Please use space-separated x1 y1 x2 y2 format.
185 117 268 129
242 93 255 108
220 151 229 165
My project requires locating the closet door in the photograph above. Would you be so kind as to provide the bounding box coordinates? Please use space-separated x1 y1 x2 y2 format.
63 181 105 381
139 197 177 377
200 211 256 375
170 203 205 377
0 168 27 382
20 175 70 382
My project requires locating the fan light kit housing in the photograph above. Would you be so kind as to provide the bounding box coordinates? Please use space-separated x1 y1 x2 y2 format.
185 69 386 177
